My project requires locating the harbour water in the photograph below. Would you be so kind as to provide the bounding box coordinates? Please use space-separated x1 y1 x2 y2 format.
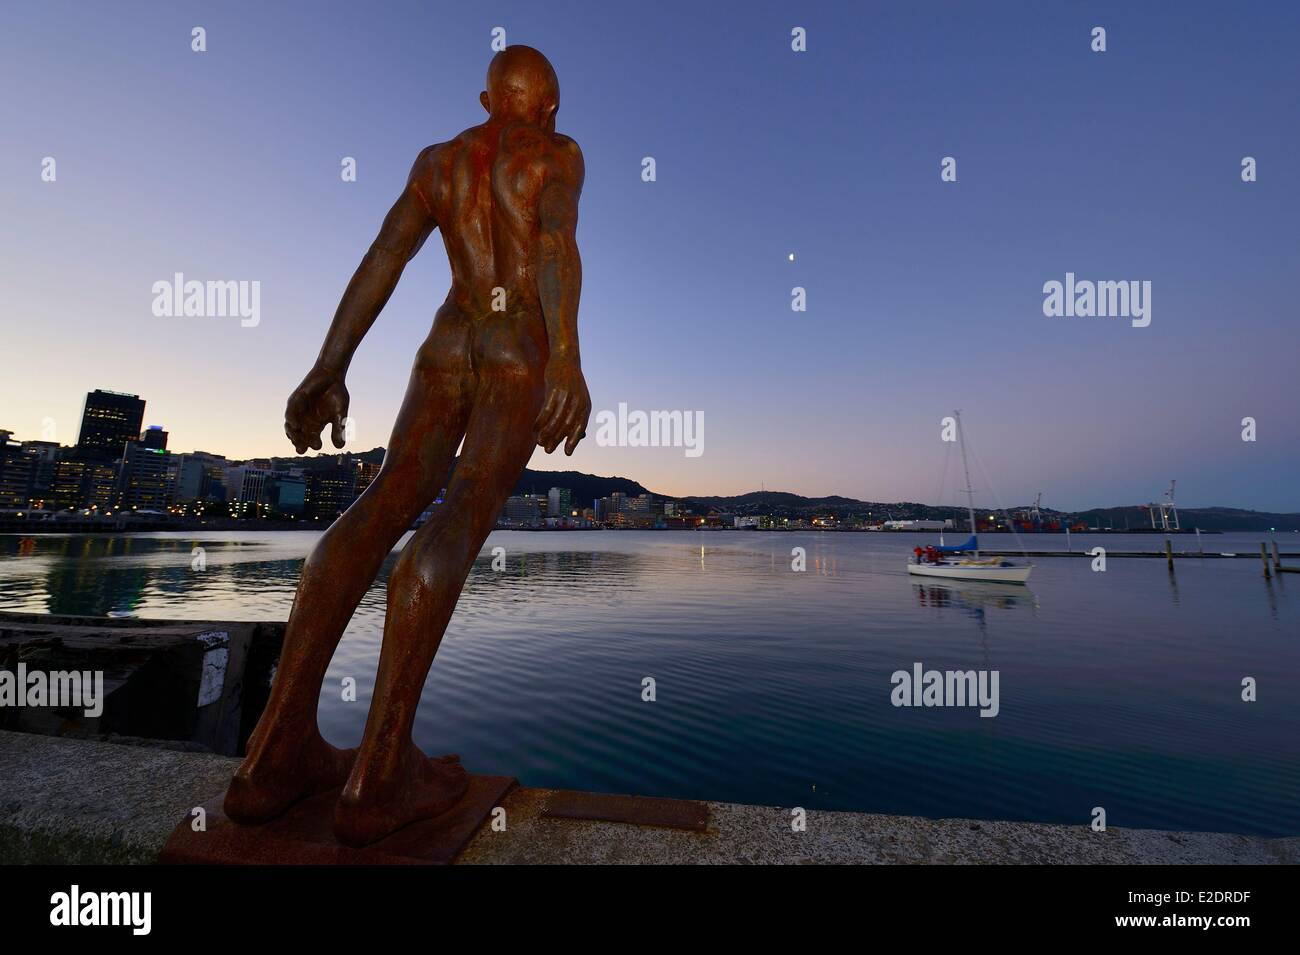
2 529 1297 835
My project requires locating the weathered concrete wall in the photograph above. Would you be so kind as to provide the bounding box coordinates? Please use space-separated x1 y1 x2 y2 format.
0 613 285 755
2 732 1296 865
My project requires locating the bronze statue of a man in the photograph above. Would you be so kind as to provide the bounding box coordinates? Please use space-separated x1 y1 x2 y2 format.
224 45 589 846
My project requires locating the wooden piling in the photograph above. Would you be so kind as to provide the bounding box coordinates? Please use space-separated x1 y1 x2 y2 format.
1261 542 1272 579
1165 539 1174 570
1272 541 1281 571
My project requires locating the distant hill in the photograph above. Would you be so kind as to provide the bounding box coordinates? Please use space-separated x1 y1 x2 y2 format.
269 448 387 470
268 452 651 505
680 491 888 518
682 491 864 512
1071 506 1300 533
264 453 1298 529
514 469 653 505
680 491 1300 530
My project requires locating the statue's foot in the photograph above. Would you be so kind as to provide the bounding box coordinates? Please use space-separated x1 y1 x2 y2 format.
333 747 469 847
224 734 357 825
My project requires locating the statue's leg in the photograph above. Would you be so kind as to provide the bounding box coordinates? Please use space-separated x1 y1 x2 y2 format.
333 314 546 846
225 315 473 824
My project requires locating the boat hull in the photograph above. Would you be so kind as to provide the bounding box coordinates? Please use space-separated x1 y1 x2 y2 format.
907 561 1033 584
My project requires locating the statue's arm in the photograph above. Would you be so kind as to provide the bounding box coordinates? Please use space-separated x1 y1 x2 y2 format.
537 138 584 366
534 137 590 456
314 147 440 376
284 148 438 454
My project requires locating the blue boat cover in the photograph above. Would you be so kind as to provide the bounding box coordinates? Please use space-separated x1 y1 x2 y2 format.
936 535 978 553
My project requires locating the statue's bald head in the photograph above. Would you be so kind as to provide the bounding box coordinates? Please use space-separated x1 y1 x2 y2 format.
481 46 559 128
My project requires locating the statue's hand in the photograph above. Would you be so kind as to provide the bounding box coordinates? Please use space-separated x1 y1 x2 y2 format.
285 366 350 454
535 358 591 456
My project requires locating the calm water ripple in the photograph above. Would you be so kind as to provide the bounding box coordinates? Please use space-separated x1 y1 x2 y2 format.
2 529 1296 835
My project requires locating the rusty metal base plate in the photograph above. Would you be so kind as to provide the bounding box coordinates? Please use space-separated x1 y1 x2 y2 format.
541 790 709 832
158 775 516 865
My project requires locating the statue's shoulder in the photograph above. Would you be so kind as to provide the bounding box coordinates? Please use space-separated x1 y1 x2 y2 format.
550 132 581 155
415 127 497 167
547 133 584 185
409 139 454 183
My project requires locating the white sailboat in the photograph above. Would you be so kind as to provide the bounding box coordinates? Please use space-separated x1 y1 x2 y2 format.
906 411 1033 584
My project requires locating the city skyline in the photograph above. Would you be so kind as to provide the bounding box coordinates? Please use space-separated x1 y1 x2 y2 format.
3 2 1298 510
4 383 1298 520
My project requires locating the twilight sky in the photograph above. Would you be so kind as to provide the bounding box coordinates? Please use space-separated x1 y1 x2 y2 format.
1 1 1296 510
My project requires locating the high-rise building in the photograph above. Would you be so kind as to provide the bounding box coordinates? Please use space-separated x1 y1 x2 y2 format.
170 452 227 502
48 459 86 510
117 442 171 510
217 463 308 516
355 460 381 496
76 390 145 460
305 465 358 521
140 425 168 451
22 440 60 506
501 494 544 526
271 473 306 515
595 492 634 523
547 486 572 518
0 431 34 508
232 467 274 505
50 458 118 510
607 509 656 528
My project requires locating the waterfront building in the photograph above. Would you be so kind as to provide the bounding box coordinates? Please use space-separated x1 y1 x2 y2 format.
607 510 656 529
0 431 34 508
501 493 544 526
355 460 382 496
271 473 306 515
49 458 118 510
881 519 953 531
634 494 663 515
170 451 228 503
305 465 358 521
21 440 60 506
117 441 171 510
231 467 275 506
594 492 629 522
547 486 572 518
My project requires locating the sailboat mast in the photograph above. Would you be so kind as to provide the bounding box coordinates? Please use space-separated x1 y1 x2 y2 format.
955 410 978 558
